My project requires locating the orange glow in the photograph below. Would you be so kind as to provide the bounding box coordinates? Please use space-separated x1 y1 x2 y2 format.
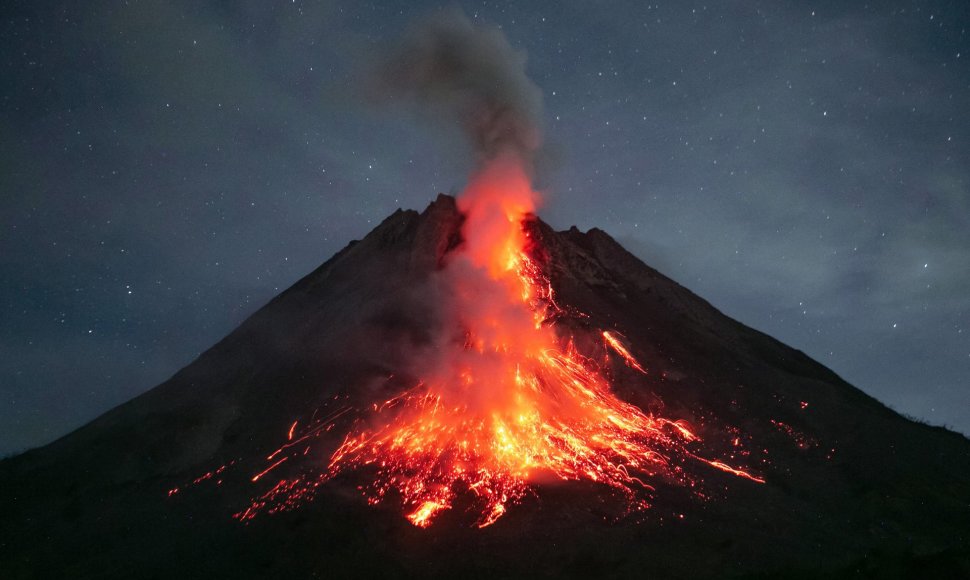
252 457 288 482
217 154 765 527
316 153 764 527
702 460 767 484
602 331 647 374
407 500 449 528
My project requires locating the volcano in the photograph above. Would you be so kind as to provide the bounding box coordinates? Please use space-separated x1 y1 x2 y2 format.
2 194 970 579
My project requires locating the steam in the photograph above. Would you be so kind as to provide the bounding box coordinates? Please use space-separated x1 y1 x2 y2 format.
362 10 549 415
377 9 543 167
227 13 765 529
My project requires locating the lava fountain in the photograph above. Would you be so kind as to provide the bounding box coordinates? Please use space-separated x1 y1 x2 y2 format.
318 154 763 528
220 154 765 528
213 13 764 528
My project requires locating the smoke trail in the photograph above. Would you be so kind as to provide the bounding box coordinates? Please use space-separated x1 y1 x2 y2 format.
377 9 543 168
368 10 550 415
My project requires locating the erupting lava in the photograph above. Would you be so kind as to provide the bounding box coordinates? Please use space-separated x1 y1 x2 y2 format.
164 14 764 529
229 154 761 528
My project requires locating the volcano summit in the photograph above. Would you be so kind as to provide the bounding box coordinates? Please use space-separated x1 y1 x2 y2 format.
2 193 970 579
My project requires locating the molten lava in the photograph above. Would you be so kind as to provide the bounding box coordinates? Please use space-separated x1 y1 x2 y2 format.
313 154 763 527
212 154 765 528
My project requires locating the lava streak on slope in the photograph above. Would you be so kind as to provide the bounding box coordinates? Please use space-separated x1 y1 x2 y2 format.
224 154 765 529
174 14 767 530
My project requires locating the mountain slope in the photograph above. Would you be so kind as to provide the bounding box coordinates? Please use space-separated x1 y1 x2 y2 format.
2 195 969 579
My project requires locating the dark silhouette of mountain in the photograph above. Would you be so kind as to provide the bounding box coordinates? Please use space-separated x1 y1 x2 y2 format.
2 195 969 579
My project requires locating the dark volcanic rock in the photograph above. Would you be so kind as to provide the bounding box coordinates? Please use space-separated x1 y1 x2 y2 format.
2 195 969 579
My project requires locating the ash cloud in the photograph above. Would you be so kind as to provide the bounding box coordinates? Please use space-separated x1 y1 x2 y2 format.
375 9 543 167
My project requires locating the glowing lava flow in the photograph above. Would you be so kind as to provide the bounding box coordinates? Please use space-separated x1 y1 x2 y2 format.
213 155 765 527
314 154 763 528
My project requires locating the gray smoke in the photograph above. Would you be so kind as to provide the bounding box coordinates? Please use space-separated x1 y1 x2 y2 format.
377 9 543 166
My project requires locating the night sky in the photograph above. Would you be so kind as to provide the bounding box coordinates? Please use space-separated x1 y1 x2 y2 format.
2 1 968 456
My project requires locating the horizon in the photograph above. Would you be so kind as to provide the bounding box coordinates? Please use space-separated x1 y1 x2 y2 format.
2 1 968 456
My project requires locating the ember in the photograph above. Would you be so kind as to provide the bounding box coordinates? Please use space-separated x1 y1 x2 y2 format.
229 154 764 528
222 14 765 528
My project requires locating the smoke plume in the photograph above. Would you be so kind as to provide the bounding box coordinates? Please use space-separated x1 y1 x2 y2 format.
377 9 543 167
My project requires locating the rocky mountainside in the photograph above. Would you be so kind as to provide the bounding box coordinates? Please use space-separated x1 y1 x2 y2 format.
2 195 969 579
